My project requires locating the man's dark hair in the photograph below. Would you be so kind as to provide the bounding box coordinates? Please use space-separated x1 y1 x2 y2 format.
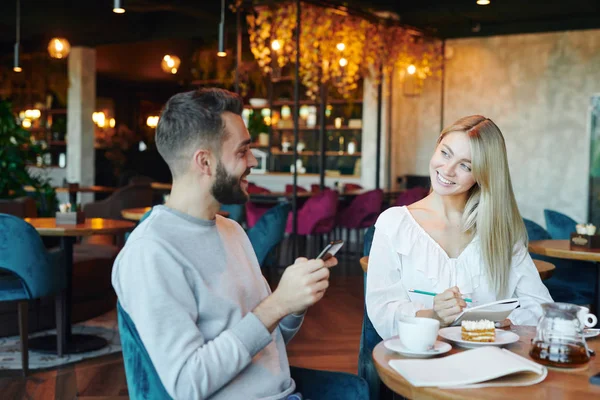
155 88 243 177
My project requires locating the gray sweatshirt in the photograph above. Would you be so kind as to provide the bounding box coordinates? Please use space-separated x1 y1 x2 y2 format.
112 205 303 399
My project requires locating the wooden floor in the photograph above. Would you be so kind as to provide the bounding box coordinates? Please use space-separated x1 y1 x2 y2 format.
0 261 365 400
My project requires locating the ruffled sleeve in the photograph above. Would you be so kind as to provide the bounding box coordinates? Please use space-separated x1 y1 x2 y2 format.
507 244 554 325
366 207 425 340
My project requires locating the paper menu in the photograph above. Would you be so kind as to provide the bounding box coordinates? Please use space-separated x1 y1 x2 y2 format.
388 346 547 388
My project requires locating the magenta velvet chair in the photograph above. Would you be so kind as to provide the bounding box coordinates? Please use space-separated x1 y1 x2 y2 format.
285 189 339 259
245 183 272 228
336 189 384 260
394 186 429 207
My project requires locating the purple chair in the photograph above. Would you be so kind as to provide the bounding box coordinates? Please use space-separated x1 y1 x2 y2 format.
336 189 384 260
394 186 429 207
285 189 339 260
245 183 272 228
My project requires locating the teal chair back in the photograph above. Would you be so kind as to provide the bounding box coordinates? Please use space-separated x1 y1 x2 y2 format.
220 204 244 224
358 225 388 400
0 213 65 299
523 218 552 241
543 209 577 240
117 302 172 400
247 203 291 267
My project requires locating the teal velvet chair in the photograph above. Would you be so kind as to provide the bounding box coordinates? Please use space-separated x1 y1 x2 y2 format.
118 302 368 399
247 203 291 267
0 213 66 376
543 209 577 240
358 226 393 400
220 204 244 224
118 302 172 400
523 217 594 305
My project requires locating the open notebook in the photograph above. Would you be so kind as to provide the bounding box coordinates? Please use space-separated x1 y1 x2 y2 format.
451 298 520 326
389 346 547 388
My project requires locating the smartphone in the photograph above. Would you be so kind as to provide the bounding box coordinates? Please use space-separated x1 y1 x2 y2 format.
317 240 344 261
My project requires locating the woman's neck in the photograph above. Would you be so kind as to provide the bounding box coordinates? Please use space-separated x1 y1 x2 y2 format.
429 191 469 220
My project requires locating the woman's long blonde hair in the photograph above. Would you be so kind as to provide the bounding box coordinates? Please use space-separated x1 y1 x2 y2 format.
438 116 526 297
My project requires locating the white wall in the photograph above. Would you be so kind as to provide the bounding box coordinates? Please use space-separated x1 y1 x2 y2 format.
392 29 600 226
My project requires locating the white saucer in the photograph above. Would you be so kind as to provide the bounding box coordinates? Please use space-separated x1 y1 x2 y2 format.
584 328 600 339
438 327 519 349
384 339 452 358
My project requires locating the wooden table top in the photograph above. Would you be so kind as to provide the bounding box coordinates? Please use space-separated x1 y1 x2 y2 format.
121 207 230 221
359 256 555 280
534 259 556 280
529 240 600 262
373 326 600 399
25 218 135 237
24 185 117 194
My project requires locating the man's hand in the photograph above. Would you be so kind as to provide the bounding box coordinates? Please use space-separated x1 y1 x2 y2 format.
253 257 337 331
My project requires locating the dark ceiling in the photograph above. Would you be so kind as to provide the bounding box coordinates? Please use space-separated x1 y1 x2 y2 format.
1 0 599 81
1 0 600 51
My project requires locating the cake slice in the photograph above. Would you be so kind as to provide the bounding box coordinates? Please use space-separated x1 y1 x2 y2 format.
461 320 496 342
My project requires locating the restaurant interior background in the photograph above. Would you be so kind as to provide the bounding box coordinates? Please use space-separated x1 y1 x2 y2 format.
1 1 600 398
1 0 599 226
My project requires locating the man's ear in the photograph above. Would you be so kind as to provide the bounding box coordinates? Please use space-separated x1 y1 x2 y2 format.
192 149 214 176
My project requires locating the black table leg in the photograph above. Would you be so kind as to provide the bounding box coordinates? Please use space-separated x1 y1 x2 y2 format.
29 236 108 354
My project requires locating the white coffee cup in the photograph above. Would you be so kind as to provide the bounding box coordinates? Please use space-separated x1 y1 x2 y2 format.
398 317 440 352
578 307 598 328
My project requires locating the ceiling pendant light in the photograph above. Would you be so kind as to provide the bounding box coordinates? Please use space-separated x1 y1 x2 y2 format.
217 0 227 57
13 0 21 72
113 0 125 14
476 0 490 5
48 37 71 59
161 54 181 74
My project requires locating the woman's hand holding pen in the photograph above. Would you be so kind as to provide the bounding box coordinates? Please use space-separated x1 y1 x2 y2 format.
432 286 467 327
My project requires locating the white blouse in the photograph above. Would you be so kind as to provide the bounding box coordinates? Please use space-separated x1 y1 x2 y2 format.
365 206 553 340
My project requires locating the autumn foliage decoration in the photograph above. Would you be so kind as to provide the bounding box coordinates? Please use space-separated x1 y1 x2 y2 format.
246 1 443 99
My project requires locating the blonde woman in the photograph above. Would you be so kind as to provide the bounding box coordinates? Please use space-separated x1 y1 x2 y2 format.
366 115 553 339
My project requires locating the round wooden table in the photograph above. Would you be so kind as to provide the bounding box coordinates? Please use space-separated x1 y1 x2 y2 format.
373 326 600 399
529 239 600 313
359 256 556 280
121 207 230 221
24 218 135 355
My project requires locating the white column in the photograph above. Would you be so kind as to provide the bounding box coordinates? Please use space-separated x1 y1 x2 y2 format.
66 47 96 191
360 72 391 190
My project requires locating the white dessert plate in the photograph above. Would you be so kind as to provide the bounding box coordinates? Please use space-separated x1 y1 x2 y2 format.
438 327 519 349
384 339 451 358
584 328 600 339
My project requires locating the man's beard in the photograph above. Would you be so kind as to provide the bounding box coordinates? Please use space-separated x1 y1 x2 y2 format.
211 161 250 205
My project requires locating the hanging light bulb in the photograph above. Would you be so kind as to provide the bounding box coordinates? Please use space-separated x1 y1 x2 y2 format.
217 0 227 57
48 37 71 59
13 0 21 72
161 55 181 74
476 0 490 4
339 58 348 67
407 64 416 75
271 40 281 51
146 116 159 128
336 42 345 51
113 0 125 14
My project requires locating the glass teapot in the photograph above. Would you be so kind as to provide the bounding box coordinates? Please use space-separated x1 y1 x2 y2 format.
530 302 597 368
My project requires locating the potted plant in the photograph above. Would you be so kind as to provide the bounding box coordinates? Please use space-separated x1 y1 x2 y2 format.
0 100 57 216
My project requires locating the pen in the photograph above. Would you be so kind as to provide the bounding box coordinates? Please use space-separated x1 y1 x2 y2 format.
408 289 472 303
